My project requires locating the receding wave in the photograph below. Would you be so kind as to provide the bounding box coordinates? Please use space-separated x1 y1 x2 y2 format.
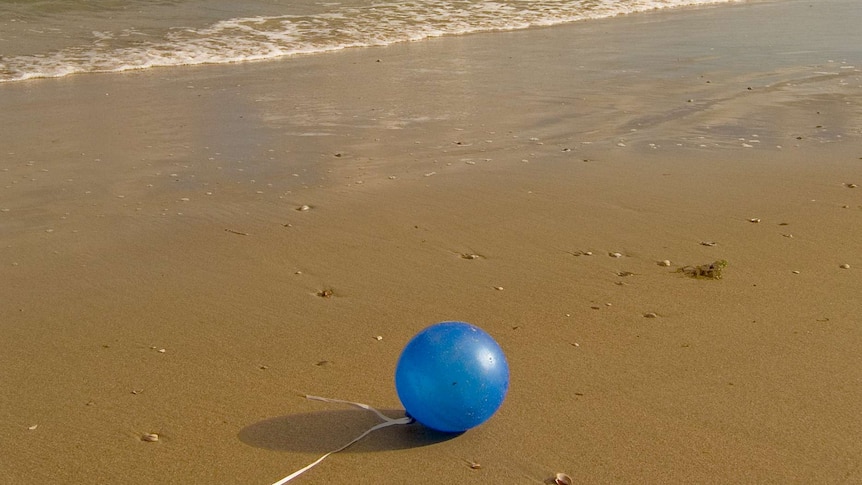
0 0 739 82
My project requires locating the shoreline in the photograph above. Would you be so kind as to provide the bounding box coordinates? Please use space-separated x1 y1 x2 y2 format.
2 0 861 483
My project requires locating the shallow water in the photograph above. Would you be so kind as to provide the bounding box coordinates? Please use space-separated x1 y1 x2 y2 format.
0 0 745 82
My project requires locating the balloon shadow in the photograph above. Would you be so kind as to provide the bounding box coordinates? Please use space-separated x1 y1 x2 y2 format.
238 408 459 453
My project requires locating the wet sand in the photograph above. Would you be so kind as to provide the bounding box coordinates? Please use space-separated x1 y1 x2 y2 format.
1 0 860 483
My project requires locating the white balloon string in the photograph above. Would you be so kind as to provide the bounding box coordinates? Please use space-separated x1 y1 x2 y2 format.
270 395 413 485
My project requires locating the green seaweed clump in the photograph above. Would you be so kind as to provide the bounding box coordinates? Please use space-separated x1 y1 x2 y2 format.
679 260 728 280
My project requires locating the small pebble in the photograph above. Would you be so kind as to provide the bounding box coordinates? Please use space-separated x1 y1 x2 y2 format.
839 264 851 269
494 286 504 291
792 270 800 274
296 204 311 211
609 252 623 258
658 260 671 267
374 335 383 341
141 433 159 442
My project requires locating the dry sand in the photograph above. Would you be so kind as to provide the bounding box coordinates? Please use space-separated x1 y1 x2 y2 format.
1 0 861 483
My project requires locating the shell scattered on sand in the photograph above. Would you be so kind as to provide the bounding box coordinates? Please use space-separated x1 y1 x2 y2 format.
749 218 761 223
839 264 851 269
643 312 658 319
609 252 623 258
296 204 311 211
554 473 573 485
658 260 671 267
141 433 159 442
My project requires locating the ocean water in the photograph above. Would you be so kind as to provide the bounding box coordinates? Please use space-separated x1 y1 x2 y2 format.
0 0 742 82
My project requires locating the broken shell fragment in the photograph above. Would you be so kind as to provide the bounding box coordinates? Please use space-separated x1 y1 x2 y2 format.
554 473 573 485
658 260 671 267
141 433 159 442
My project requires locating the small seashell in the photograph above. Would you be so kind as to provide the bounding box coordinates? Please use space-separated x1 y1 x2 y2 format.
845 183 857 188
609 252 623 258
749 218 761 223
554 472 573 485
792 270 800 274
700 241 717 247
374 335 383 341
643 312 658 318
296 204 311 211
28 425 38 431
141 433 159 442
494 286 504 291
658 260 671 267
839 264 851 269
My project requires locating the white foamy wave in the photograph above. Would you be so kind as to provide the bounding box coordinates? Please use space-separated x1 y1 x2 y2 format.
0 0 740 82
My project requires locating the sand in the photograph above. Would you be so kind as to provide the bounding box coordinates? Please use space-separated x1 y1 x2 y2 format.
1 0 861 483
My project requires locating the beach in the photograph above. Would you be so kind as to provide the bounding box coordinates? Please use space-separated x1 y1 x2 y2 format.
1 0 861 483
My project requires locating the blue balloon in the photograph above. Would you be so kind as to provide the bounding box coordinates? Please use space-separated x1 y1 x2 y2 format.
395 321 509 433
